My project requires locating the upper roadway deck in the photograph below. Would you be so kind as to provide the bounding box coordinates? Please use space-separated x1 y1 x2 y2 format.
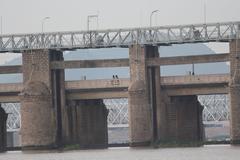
0 21 239 52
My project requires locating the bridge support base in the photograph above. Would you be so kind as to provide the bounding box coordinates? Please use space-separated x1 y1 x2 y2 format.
67 99 108 148
20 49 66 150
230 40 240 144
162 96 204 144
0 106 8 152
128 45 160 146
128 45 203 147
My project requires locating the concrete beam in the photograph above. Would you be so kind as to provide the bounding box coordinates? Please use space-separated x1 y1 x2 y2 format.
66 91 128 100
147 53 229 66
51 59 129 69
65 79 129 90
164 85 228 96
0 83 22 93
0 95 20 103
0 54 229 74
0 65 22 74
0 85 227 102
161 74 229 86
0 74 230 102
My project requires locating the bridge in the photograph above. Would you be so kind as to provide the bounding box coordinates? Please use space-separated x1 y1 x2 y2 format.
0 21 240 151
0 74 229 102
0 21 239 52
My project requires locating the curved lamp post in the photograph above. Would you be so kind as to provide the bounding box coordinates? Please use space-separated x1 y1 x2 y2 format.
41 17 50 33
150 10 159 27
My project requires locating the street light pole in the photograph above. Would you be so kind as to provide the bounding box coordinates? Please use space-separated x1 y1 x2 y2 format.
87 15 98 31
150 10 159 27
41 17 50 33
204 1 206 24
1 16 2 35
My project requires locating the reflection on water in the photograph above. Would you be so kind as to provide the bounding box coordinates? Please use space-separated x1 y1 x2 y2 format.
0 145 240 160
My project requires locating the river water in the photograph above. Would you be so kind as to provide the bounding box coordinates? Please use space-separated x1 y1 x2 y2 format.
0 145 240 160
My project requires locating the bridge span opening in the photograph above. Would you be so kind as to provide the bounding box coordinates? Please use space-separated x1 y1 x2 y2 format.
0 25 240 150
0 94 231 149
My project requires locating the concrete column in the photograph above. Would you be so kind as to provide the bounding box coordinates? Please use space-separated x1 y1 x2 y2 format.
128 45 160 146
229 40 240 144
67 100 108 148
165 96 204 143
50 51 67 146
20 49 66 149
0 106 7 152
146 46 162 143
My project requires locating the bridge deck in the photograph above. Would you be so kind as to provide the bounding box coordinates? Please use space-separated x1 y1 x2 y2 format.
0 21 239 52
0 74 229 102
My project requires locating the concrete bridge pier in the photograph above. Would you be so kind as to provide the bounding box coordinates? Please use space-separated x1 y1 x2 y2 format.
229 40 240 144
66 99 108 148
0 106 8 152
128 45 204 146
164 96 204 143
128 45 161 146
20 49 66 150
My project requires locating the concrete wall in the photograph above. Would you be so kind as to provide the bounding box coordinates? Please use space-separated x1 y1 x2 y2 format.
128 45 204 146
20 50 66 149
229 40 240 144
128 45 156 146
20 81 56 149
163 95 204 143
67 100 108 148
0 107 7 152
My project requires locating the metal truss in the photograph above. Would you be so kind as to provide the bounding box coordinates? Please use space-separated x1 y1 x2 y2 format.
0 21 240 52
198 95 229 121
1 103 21 131
1 95 229 130
104 99 129 126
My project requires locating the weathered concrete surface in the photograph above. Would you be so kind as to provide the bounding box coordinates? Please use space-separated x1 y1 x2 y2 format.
20 50 66 150
147 53 229 66
128 80 151 146
229 40 240 144
163 95 204 143
20 81 56 149
128 45 162 146
51 58 129 69
162 74 229 86
0 106 7 152
0 74 229 94
128 45 152 146
67 100 108 148
146 46 162 144
50 52 68 147
0 65 22 74
0 74 230 102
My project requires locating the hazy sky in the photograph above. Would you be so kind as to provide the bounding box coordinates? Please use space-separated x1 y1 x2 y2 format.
0 0 238 63
0 0 240 34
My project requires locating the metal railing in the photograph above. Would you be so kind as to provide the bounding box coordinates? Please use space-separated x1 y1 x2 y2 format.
2 95 230 131
0 21 239 52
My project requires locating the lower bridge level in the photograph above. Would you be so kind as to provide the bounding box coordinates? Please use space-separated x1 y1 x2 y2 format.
1 41 240 151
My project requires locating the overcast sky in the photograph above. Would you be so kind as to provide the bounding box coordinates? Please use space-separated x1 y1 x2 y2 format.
0 0 240 34
0 0 238 63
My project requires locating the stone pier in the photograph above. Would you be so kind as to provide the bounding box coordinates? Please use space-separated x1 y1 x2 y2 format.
229 40 240 144
128 45 204 146
128 45 160 146
20 49 66 149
